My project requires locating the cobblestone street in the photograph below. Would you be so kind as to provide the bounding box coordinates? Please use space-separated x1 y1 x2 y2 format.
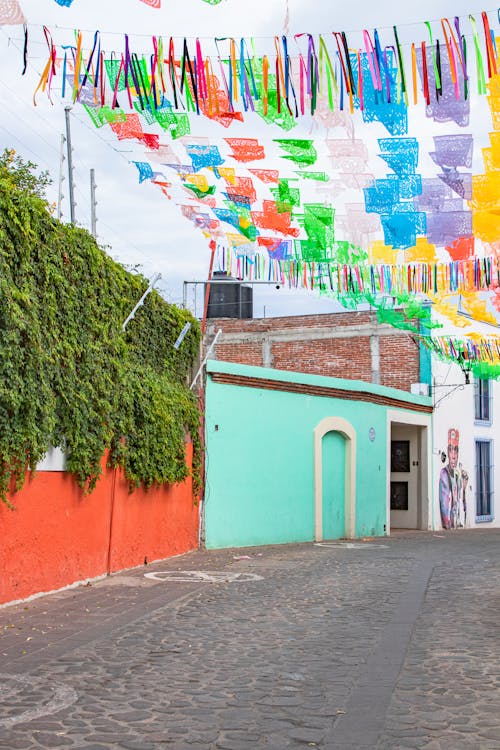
1 530 499 749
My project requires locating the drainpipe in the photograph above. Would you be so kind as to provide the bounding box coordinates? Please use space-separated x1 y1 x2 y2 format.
197 387 206 550
106 466 118 575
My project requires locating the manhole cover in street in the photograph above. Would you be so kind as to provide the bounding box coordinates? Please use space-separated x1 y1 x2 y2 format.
0 674 77 728
144 570 264 583
314 542 388 549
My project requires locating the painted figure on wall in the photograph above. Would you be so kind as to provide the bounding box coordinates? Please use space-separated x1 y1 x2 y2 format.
439 428 468 529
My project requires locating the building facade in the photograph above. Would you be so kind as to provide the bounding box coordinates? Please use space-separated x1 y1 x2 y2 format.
205 311 499 539
432 354 498 529
204 359 433 549
207 310 427 392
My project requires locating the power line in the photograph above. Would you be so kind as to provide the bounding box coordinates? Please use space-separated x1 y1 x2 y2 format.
0 29 154 247
2 4 499 60
0 30 134 166
0 82 61 158
17 5 500 39
0 122 56 171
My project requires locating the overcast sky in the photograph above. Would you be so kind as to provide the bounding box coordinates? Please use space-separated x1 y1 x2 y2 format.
0 0 492 317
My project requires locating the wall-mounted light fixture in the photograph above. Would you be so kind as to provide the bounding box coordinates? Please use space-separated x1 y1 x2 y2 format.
457 354 472 385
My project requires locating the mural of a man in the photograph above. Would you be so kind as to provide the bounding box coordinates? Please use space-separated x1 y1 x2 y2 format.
439 428 468 529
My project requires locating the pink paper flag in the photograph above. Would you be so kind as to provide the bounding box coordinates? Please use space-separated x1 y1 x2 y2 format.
139 0 161 7
0 0 26 25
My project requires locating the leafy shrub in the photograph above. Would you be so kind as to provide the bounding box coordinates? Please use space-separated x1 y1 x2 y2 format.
0 149 201 504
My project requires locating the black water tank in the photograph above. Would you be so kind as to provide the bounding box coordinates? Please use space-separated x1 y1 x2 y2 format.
206 273 253 318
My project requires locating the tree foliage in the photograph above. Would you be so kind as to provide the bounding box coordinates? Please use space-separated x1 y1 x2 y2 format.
0 150 201 505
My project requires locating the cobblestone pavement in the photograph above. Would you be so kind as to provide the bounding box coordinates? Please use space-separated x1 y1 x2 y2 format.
1 530 500 749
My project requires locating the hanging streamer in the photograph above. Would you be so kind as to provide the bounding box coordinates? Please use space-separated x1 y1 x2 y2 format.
213 247 499 299
25 12 500 119
468 14 487 94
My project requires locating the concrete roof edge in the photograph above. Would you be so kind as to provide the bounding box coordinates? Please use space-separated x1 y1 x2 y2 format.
206 359 432 407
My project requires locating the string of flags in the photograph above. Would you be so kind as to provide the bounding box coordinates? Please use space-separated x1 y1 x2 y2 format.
0 0 224 19
51 0 223 7
75 46 500 357
7 5 500 368
425 335 500 367
52 0 224 5
28 12 500 119
211 251 500 298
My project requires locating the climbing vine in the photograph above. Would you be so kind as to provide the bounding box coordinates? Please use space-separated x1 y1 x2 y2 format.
0 149 201 505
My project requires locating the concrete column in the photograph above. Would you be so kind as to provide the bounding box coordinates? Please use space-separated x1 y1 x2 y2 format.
262 337 274 368
370 333 381 385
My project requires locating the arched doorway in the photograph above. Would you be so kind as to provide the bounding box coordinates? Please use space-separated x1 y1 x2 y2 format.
314 417 357 540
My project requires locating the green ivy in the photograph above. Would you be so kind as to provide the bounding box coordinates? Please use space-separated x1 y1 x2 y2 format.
0 150 201 505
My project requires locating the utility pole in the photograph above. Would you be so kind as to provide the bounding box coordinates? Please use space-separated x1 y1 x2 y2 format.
64 106 76 224
90 168 97 238
57 134 66 221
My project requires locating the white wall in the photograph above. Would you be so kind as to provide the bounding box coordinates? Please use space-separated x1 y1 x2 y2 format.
36 446 67 472
432 355 498 529
390 424 420 529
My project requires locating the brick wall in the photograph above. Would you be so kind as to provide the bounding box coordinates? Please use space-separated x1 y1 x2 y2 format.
379 335 420 392
207 312 421 392
271 337 373 381
215 342 263 367
210 311 375 334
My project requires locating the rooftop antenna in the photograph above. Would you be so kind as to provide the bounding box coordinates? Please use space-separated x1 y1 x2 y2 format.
57 134 66 221
64 106 76 224
90 168 97 238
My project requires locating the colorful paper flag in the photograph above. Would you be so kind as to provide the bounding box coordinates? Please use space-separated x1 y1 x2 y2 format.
0 0 25 24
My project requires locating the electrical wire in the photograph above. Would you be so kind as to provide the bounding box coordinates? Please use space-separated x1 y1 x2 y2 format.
0 28 169 263
0 32 133 167
2 4 499 58
0 121 56 171
17 5 500 39
0 82 61 159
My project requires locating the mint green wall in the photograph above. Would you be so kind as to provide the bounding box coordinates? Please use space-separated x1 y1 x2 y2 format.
204 361 431 549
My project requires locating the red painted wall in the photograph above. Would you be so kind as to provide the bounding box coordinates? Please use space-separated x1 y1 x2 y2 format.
108 443 198 572
0 444 198 606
